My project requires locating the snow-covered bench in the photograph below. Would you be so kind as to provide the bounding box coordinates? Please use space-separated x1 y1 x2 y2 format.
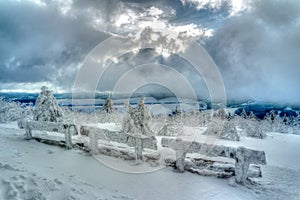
80 125 159 162
161 138 267 184
18 119 78 149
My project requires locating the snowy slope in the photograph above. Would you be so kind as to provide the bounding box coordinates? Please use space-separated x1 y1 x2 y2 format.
0 122 300 200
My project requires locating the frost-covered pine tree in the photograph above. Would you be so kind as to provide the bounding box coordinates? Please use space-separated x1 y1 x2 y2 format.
122 98 153 136
122 102 139 134
234 109 248 130
282 113 289 125
215 108 227 120
103 95 113 113
241 108 248 119
270 110 276 122
243 111 265 139
0 98 32 123
249 111 258 121
204 120 222 136
245 119 266 139
227 112 234 121
261 112 272 133
270 110 281 132
136 97 152 136
33 86 63 122
173 106 181 115
220 120 240 141
293 112 300 134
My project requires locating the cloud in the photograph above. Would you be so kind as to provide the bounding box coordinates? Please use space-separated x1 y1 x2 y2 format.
205 0 300 103
0 0 109 91
1 0 299 104
0 0 227 92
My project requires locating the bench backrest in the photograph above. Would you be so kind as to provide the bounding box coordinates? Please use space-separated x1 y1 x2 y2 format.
26 121 78 134
81 125 157 150
161 138 266 165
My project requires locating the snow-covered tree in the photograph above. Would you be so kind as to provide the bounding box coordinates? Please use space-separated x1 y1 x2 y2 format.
220 120 240 141
215 108 227 120
136 97 152 135
245 119 266 139
33 86 63 122
204 120 222 136
261 113 271 133
0 98 32 123
122 103 138 134
282 113 289 125
103 95 113 113
249 111 258 121
270 110 277 122
173 106 181 116
157 123 182 136
227 112 234 121
241 108 248 119
122 98 153 136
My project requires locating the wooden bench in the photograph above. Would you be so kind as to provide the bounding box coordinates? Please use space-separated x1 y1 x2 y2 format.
18 119 78 149
80 125 159 161
161 138 267 184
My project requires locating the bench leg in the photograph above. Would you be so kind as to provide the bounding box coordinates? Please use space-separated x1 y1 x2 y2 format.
25 122 32 140
175 152 186 172
235 147 250 184
65 127 72 149
135 138 143 160
89 131 99 154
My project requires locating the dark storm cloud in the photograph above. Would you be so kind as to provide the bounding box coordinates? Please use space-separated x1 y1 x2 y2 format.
1 0 299 104
0 0 227 92
97 49 210 100
205 0 300 103
0 1 109 88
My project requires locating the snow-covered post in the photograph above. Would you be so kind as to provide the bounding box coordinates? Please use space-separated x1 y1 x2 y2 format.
235 146 266 184
64 125 72 149
134 137 143 160
235 147 250 184
165 138 189 172
89 130 99 154
25 120 32 140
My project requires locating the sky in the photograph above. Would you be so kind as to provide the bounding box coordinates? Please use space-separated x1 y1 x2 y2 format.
0 0 299 104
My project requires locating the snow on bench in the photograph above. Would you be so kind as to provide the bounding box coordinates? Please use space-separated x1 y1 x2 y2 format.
18 119 78 149
80 125 159 162
161 138 267 184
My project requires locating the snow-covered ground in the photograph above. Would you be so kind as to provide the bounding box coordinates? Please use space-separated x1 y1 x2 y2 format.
0 122 300 200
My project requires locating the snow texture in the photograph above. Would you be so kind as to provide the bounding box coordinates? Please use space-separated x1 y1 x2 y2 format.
1 119 300 199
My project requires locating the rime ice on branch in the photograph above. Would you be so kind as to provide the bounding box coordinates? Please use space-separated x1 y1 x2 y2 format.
33 86 63 122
